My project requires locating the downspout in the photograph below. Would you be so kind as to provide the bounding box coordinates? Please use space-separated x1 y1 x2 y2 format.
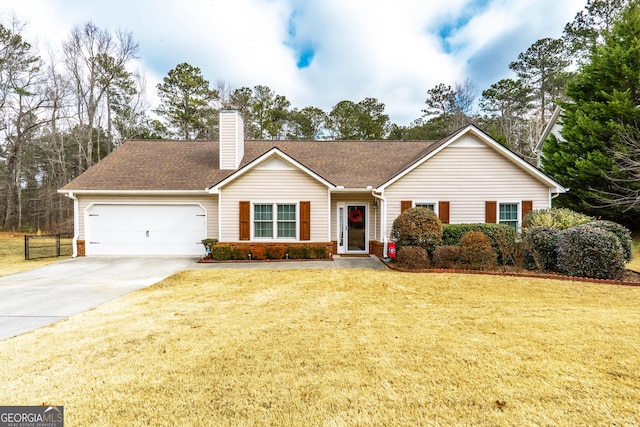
371 190 387 257
66 192 79 258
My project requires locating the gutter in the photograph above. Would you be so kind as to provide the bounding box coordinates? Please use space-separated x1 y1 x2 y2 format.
371 189 388 257
65 192 79 258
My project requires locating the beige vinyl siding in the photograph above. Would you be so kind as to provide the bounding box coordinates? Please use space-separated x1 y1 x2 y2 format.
330 193 380 241
385 138 551 236
219 168 329 242
76 195 218 240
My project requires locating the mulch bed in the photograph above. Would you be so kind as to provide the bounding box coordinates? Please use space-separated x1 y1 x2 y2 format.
385 261 640 287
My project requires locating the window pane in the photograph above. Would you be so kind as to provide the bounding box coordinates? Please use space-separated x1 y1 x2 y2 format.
277 204 296 238
499 203 518 229
254 204 272 221
277 204 296 221
277 221 296 238
499 204 518 221
415 203 435 211
254 204 273 238
254 222 273 238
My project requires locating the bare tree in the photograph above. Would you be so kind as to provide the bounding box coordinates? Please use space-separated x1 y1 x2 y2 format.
62 22 138 172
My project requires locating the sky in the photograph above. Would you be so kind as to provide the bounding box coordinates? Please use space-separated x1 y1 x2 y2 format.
2 0 587 126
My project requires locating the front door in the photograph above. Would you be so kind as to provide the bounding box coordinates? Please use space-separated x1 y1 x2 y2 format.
337 204 368 254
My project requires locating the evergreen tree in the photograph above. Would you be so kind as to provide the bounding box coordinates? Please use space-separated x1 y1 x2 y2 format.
155 63 218 140
542 1 640 227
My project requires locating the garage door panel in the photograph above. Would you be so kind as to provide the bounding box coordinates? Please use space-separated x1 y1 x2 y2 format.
86 204 206 256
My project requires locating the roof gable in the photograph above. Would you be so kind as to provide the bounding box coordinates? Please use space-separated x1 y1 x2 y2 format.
379 125 567 194
208 148 335 193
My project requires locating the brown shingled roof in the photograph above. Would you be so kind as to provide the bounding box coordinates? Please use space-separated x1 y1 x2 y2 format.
61 139 440 191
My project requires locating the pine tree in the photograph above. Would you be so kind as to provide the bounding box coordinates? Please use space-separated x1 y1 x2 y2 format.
542 1 640 227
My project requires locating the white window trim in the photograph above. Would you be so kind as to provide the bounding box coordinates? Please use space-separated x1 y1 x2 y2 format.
251 201 299 241
413 201 439 216
497 201 521 231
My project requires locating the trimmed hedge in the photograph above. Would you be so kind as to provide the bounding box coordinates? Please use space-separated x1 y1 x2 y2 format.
458 231 497 270
397 245 429 269
391 207 443 254
266 245 286 260
442 223 515 265
232 245 251 260
523 226 560 272
211 244 232 261
523 208 592 230
587 220 633 263
432 245 460 269
556 225 626 280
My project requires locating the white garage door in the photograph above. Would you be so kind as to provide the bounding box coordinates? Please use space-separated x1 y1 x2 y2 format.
86 204 206 256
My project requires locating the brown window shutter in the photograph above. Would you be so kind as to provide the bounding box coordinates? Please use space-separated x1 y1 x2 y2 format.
522 200 533 222
438 201 450 224
401 200 412 213
485 201 497 223
300 201 311 241
239 201 250 240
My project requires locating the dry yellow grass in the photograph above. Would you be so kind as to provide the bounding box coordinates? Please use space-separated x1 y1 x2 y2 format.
0 269 638 426
0 232 69 276
628 240 640 272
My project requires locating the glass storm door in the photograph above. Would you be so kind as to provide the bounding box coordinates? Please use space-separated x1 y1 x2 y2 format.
341 204 367 253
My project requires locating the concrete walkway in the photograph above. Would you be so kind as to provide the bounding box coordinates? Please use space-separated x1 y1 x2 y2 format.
0 255 387 341
193 254 389 270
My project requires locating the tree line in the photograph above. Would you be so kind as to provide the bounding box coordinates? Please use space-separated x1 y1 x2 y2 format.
0 0 634 232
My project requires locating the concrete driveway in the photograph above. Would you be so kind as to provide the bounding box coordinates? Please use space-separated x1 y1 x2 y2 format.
0 255 388 341
0 257 195 341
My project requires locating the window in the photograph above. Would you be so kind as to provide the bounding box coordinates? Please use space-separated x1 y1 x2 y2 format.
415 202 436 211
499 203 519 229
414 202 438 215
253 203 297 239
277 204 296 238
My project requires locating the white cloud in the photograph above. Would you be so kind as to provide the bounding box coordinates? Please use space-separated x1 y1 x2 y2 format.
1 0 587 126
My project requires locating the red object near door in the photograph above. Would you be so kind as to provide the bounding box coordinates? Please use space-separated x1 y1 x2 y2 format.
388 242 397 258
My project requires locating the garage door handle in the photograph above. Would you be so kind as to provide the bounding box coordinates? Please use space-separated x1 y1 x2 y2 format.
146 230 149 237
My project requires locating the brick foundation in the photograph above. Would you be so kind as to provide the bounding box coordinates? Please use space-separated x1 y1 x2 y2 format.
370 240 384 258
76 240 86 257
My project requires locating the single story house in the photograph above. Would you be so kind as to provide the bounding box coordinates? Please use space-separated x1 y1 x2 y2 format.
58 110 566 257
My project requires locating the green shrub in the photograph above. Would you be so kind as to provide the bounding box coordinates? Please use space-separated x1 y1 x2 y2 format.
458 231 497 270
442 223 515 264
308 245 328 259
432 245 460 269
587 220 633 263
523 208 592 230
287 246 308 259
266 245 286 260
210 245 232 261
397 245 429 269
232 245 251 260
556 225 626 280
391 207 443 255
522 226 560 272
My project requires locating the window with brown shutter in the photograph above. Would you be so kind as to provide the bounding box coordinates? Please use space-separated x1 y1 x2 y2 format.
300 201 311 241
239 201 250 240
401 200 412 212
438 201 450 224
485 201 497 223
522 200 533 221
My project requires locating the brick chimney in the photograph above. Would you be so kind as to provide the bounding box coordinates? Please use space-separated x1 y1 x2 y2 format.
219 110 244 170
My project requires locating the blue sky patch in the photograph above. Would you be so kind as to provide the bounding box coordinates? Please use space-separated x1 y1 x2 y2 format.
296 48 315 68
436 0 492 53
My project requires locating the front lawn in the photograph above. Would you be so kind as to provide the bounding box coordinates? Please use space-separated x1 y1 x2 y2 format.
0 232 69 277
0 269 638 426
